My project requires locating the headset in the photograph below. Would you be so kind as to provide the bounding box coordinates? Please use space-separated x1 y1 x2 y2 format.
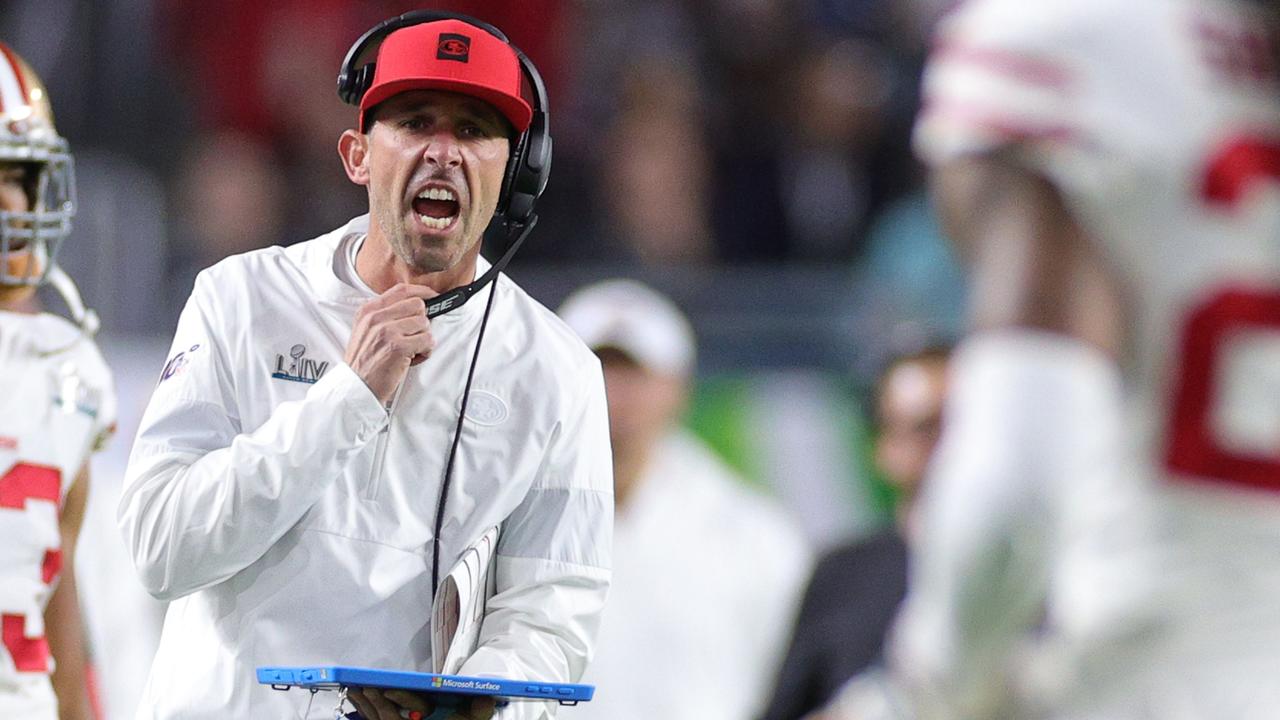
337 11 552 595
337 10 551 228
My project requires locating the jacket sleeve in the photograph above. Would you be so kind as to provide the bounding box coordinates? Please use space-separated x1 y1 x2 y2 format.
117 271 389 601
458 356 614 719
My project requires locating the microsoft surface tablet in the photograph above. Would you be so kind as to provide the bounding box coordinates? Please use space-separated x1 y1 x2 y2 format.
257 666 594 705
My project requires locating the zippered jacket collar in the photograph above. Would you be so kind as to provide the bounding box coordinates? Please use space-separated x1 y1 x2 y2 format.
305 214 494 326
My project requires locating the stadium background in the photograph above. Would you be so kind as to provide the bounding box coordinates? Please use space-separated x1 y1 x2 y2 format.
1 1 964 715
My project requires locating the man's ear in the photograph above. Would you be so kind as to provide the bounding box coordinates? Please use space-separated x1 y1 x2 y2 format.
338 129 370 186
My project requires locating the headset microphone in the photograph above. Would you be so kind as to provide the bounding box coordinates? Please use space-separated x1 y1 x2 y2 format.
423 217 536 319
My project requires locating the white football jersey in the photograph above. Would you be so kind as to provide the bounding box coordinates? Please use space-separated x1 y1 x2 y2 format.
914 0 1280 715
0 310 115 719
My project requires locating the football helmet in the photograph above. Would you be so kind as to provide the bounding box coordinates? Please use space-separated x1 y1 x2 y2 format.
0 42 74 297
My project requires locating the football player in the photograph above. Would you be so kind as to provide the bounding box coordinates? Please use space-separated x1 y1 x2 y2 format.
0 42 116 720
820 0 1280 718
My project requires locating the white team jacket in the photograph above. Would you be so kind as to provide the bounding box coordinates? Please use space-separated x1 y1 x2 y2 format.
118 216 613 719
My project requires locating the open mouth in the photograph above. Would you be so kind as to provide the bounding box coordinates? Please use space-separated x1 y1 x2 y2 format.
412 187 460 230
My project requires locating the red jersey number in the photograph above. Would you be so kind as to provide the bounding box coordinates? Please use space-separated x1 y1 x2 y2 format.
1165 289 1280 491
0 462 62 673
1165 137 1280 490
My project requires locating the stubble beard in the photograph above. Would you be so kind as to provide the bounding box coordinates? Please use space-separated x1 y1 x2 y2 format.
392 215 483 277
393 231 456 275
372 200 457 275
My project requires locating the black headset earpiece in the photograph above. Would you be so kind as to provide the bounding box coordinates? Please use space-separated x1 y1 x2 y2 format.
337 63 376 107
500 111 552 224
336 11 550 224
496 47 551 225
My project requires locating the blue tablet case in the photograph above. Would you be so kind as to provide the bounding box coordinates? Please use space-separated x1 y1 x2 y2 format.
257 665 594 705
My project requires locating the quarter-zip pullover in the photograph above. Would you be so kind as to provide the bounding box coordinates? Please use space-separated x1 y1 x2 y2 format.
119 215 613 719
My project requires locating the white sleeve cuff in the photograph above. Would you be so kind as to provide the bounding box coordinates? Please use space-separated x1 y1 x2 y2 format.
304 361 389 447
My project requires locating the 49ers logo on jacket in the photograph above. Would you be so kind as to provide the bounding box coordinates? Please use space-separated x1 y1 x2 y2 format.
271 344 329 384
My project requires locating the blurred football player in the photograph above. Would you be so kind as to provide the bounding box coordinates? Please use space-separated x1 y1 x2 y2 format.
819 0 1280 718
0 42 116 720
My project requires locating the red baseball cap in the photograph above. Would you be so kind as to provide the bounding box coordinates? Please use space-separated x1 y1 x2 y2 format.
359 19 533 133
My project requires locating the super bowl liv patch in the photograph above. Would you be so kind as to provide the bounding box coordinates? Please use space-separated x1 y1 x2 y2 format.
271 344 330 385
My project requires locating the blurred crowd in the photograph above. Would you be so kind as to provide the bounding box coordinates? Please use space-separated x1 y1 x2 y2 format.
0 0 965 366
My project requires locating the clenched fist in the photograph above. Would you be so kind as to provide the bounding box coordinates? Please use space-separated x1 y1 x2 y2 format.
345 283 439 405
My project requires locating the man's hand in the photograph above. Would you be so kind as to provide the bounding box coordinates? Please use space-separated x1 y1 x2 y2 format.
345 283 439 405
348 687 498 719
